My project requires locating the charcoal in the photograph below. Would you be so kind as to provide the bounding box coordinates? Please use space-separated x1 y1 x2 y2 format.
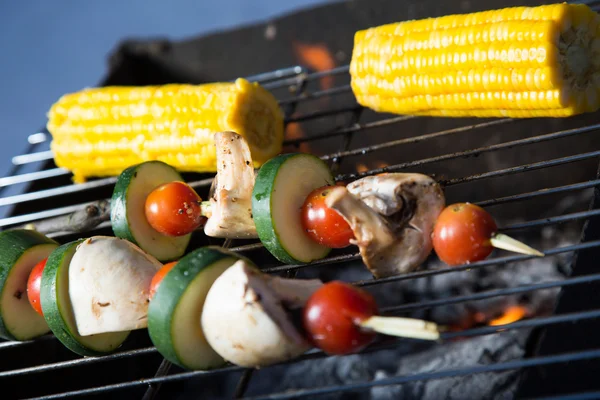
370 330 528 400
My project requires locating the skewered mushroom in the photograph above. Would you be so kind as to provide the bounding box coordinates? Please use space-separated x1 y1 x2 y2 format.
203 131 258 239
68 236 162 336
326 173 445 278
201 260 323 368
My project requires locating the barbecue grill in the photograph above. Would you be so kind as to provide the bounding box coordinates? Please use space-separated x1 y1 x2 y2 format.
3 0 600 398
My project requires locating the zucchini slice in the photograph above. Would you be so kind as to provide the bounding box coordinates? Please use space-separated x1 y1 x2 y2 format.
252 153 334 264
0 230 58 341
41 240 130 356
111 161 191 262
148 246 243 370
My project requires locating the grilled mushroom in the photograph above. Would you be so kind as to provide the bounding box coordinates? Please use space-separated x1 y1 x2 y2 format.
203 132 258 239
326 173 445 278
201 260 322 368
68 236 162 336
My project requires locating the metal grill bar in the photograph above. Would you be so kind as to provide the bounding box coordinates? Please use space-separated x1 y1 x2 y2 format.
441 151 600 187
20 310 600 400
284 115 416 146
321 118 512 160
354 240 600 287
529 391 600 400
244 348 600 400
337 123 600 180
382 272 600 314
11 150 53 166
0 347 156 378
475 179 600 208
0 168 69 188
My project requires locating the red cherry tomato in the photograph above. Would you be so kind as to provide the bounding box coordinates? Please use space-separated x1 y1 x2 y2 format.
432 203 498 266
145 182 203 237
149 261 178 300
301 186 355 249
303 281 378 355
27 258 48 317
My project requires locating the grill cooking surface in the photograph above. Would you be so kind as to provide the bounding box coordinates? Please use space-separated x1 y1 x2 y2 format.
4 1 600 399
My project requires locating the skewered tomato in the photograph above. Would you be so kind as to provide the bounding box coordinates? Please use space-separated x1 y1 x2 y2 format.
149 261 178 300
145 182 204 237
27 257 48 316
301 185 355 248
432 203 497 265
303 281 378 355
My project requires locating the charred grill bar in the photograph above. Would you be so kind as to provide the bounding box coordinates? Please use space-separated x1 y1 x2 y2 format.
3 0 600 398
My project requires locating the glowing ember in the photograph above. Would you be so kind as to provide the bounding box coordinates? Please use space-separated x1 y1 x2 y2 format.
292 41 336 90
488 306 528 326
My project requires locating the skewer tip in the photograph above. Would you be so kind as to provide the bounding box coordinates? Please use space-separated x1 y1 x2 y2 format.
490 233 544 257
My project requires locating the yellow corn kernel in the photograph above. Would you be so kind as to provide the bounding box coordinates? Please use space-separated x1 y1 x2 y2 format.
350 3 600 118
48 78 284 183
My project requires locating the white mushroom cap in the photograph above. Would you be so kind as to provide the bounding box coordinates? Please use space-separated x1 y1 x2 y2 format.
201 260 322 368
69 236 163 336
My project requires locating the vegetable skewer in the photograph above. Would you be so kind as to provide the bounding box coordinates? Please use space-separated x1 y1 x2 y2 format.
17 133 544 277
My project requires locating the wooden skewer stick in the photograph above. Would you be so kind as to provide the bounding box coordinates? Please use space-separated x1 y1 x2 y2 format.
359 316 441 341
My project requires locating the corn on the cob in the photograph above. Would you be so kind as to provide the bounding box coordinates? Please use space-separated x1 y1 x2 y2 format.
350 3 600 118
48 78 284 183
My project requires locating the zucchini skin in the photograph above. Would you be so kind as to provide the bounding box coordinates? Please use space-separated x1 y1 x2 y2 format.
252 153 333 264
110 160 190 262
252 154 298 264
0 230 57 340
148 246 246 369
41 240 129 356
111 162 180 245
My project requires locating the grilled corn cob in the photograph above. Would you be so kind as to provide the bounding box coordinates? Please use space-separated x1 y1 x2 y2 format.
350 3 600 118
48 78 284 183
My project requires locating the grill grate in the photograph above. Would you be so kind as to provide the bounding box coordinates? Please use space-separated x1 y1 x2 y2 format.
5 1 600 398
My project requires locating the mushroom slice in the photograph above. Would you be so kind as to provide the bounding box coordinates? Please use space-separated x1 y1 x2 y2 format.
68 236 163 336
327 173 445 278
204 131 258 239
201 260 322 368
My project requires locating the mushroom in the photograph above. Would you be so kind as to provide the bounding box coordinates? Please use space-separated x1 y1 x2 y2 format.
326 173 445 278
201 260 323 368
203 131 258 239
68 236 163 336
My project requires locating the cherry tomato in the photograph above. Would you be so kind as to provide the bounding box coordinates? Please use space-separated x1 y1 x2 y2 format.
145 182 203 236
27 258 48 317
303 281 378 355
432 202 498 266
149 261 178 300
301 186 355 248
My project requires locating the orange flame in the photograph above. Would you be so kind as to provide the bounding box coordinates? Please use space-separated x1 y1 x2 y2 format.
488 306 527 326
285 122 311 154
356 163 369 173
374 161 390 170
292 41 336 90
